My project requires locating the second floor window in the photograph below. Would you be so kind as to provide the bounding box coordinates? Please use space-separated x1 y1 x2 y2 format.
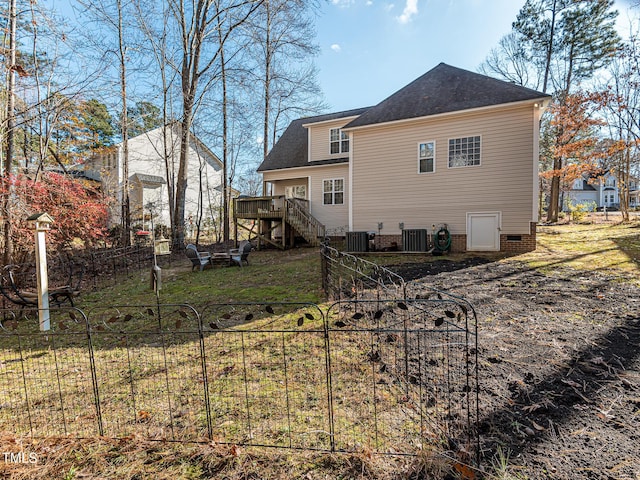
448 135 481 167
330 128 349 154
418 141 435 173
323 178 344 205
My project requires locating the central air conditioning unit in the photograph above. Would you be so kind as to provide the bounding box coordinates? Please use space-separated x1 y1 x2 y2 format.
402 229 428 252
346 231 370 252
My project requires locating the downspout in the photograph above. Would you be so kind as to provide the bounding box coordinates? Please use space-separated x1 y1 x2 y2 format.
348 131 353 231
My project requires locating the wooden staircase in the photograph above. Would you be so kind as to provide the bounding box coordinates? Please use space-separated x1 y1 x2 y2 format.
233 196 325 249
284 198 325 246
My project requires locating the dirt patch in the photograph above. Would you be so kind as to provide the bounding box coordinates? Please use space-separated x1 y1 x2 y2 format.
389 259 640 479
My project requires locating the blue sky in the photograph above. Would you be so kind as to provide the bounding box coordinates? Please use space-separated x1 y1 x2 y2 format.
314 0 638 112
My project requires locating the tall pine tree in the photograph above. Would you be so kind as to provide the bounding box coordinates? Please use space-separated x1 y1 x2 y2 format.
512 0 621 222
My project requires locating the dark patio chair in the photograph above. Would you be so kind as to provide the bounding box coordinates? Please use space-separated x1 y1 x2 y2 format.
229 240 252 267
185 244 212 271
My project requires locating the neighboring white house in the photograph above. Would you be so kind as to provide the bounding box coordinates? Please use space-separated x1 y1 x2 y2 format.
84 124 224 234
567 172 640 210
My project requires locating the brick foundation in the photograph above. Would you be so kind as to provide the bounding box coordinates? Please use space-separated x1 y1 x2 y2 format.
500 222 537 253
357 222 537 254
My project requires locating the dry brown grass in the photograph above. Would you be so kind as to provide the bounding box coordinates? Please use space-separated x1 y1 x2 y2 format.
0 434 452 479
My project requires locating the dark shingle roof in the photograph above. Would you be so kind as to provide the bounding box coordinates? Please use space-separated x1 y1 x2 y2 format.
257 107 369 172
258 63 550 172
131 173 166 185
344 63 549 129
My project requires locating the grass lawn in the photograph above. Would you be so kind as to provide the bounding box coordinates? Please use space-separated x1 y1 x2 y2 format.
1 218 639 480
521 222 640 280
78 248 324 309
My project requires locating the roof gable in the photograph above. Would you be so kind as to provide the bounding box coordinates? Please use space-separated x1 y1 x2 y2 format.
344 63 549 129
122 123 223 171
257 107 369 172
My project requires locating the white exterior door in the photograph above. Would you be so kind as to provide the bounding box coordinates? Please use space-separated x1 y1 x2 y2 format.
466 212 501 251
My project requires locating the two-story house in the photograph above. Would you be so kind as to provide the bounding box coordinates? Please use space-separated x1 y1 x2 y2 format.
568 171 640 210
85 123 224 236
251 63 550 252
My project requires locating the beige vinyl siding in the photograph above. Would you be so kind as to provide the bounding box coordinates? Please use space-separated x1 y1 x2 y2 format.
307 119 354 162
351 104 535 236
263 164 349 232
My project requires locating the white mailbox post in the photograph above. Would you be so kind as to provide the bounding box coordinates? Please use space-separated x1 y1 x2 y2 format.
27 213 54 332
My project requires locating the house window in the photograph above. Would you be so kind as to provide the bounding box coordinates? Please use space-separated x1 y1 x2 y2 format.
323 178 344 205
418 141 435 173
285 185 306 199
605 176 616 187
448 135 481 167
330 128 349 154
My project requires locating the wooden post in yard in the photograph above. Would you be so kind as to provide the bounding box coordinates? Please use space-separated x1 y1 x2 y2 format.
27 213 54 331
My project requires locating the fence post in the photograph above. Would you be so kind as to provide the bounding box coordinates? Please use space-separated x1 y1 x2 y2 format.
83 309 104 436
322 308 336 452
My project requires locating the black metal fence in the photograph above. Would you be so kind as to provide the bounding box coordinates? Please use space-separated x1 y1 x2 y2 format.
0 242 478 462
0 297 478 461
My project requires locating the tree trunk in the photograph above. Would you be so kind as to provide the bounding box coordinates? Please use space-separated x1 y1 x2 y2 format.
174 115 192 247
219 28 230 244
620 146 630 222
262 0 271 162
542 0 557 94
118 0 131 246
546 158 562 223
2 0 17 265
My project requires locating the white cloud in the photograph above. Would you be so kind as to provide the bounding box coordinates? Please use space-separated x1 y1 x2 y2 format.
331 44 342 53
331 0 355 6
396 0 418 24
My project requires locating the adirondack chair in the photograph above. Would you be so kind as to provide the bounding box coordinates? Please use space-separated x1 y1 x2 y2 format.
229 240 252 267
185 244 212 271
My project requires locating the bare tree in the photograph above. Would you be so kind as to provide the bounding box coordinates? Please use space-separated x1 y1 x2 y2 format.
75 0 138 245
599 32 640 222
133 0 180 238
479 31 542 89
246 0 325 163
489 0 622 223
1 0 17 264
167 0 262 248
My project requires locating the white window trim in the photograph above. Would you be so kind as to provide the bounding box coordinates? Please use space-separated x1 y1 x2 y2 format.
447 134 482 168
323 178 344 205
417 140 436 174
330 128 349 155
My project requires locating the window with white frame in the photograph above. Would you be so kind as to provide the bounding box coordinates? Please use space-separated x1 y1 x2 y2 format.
285 185 306 199
323 178 344 205
330 128 349 154
448 135 481 167
418 141 435 173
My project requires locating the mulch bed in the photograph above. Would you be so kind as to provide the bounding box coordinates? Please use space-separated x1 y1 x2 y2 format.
389 258 640 480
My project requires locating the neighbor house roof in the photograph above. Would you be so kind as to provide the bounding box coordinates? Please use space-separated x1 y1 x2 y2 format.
131 173 166 186
345 63 550 129
118 122 223 171
257 107 369 172
574 180 597 191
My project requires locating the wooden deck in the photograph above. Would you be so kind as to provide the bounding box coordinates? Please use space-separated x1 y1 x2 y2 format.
233 196 325 249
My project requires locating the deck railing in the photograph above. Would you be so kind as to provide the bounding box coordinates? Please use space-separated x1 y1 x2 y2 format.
234 196 325 246
285 198 325 246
